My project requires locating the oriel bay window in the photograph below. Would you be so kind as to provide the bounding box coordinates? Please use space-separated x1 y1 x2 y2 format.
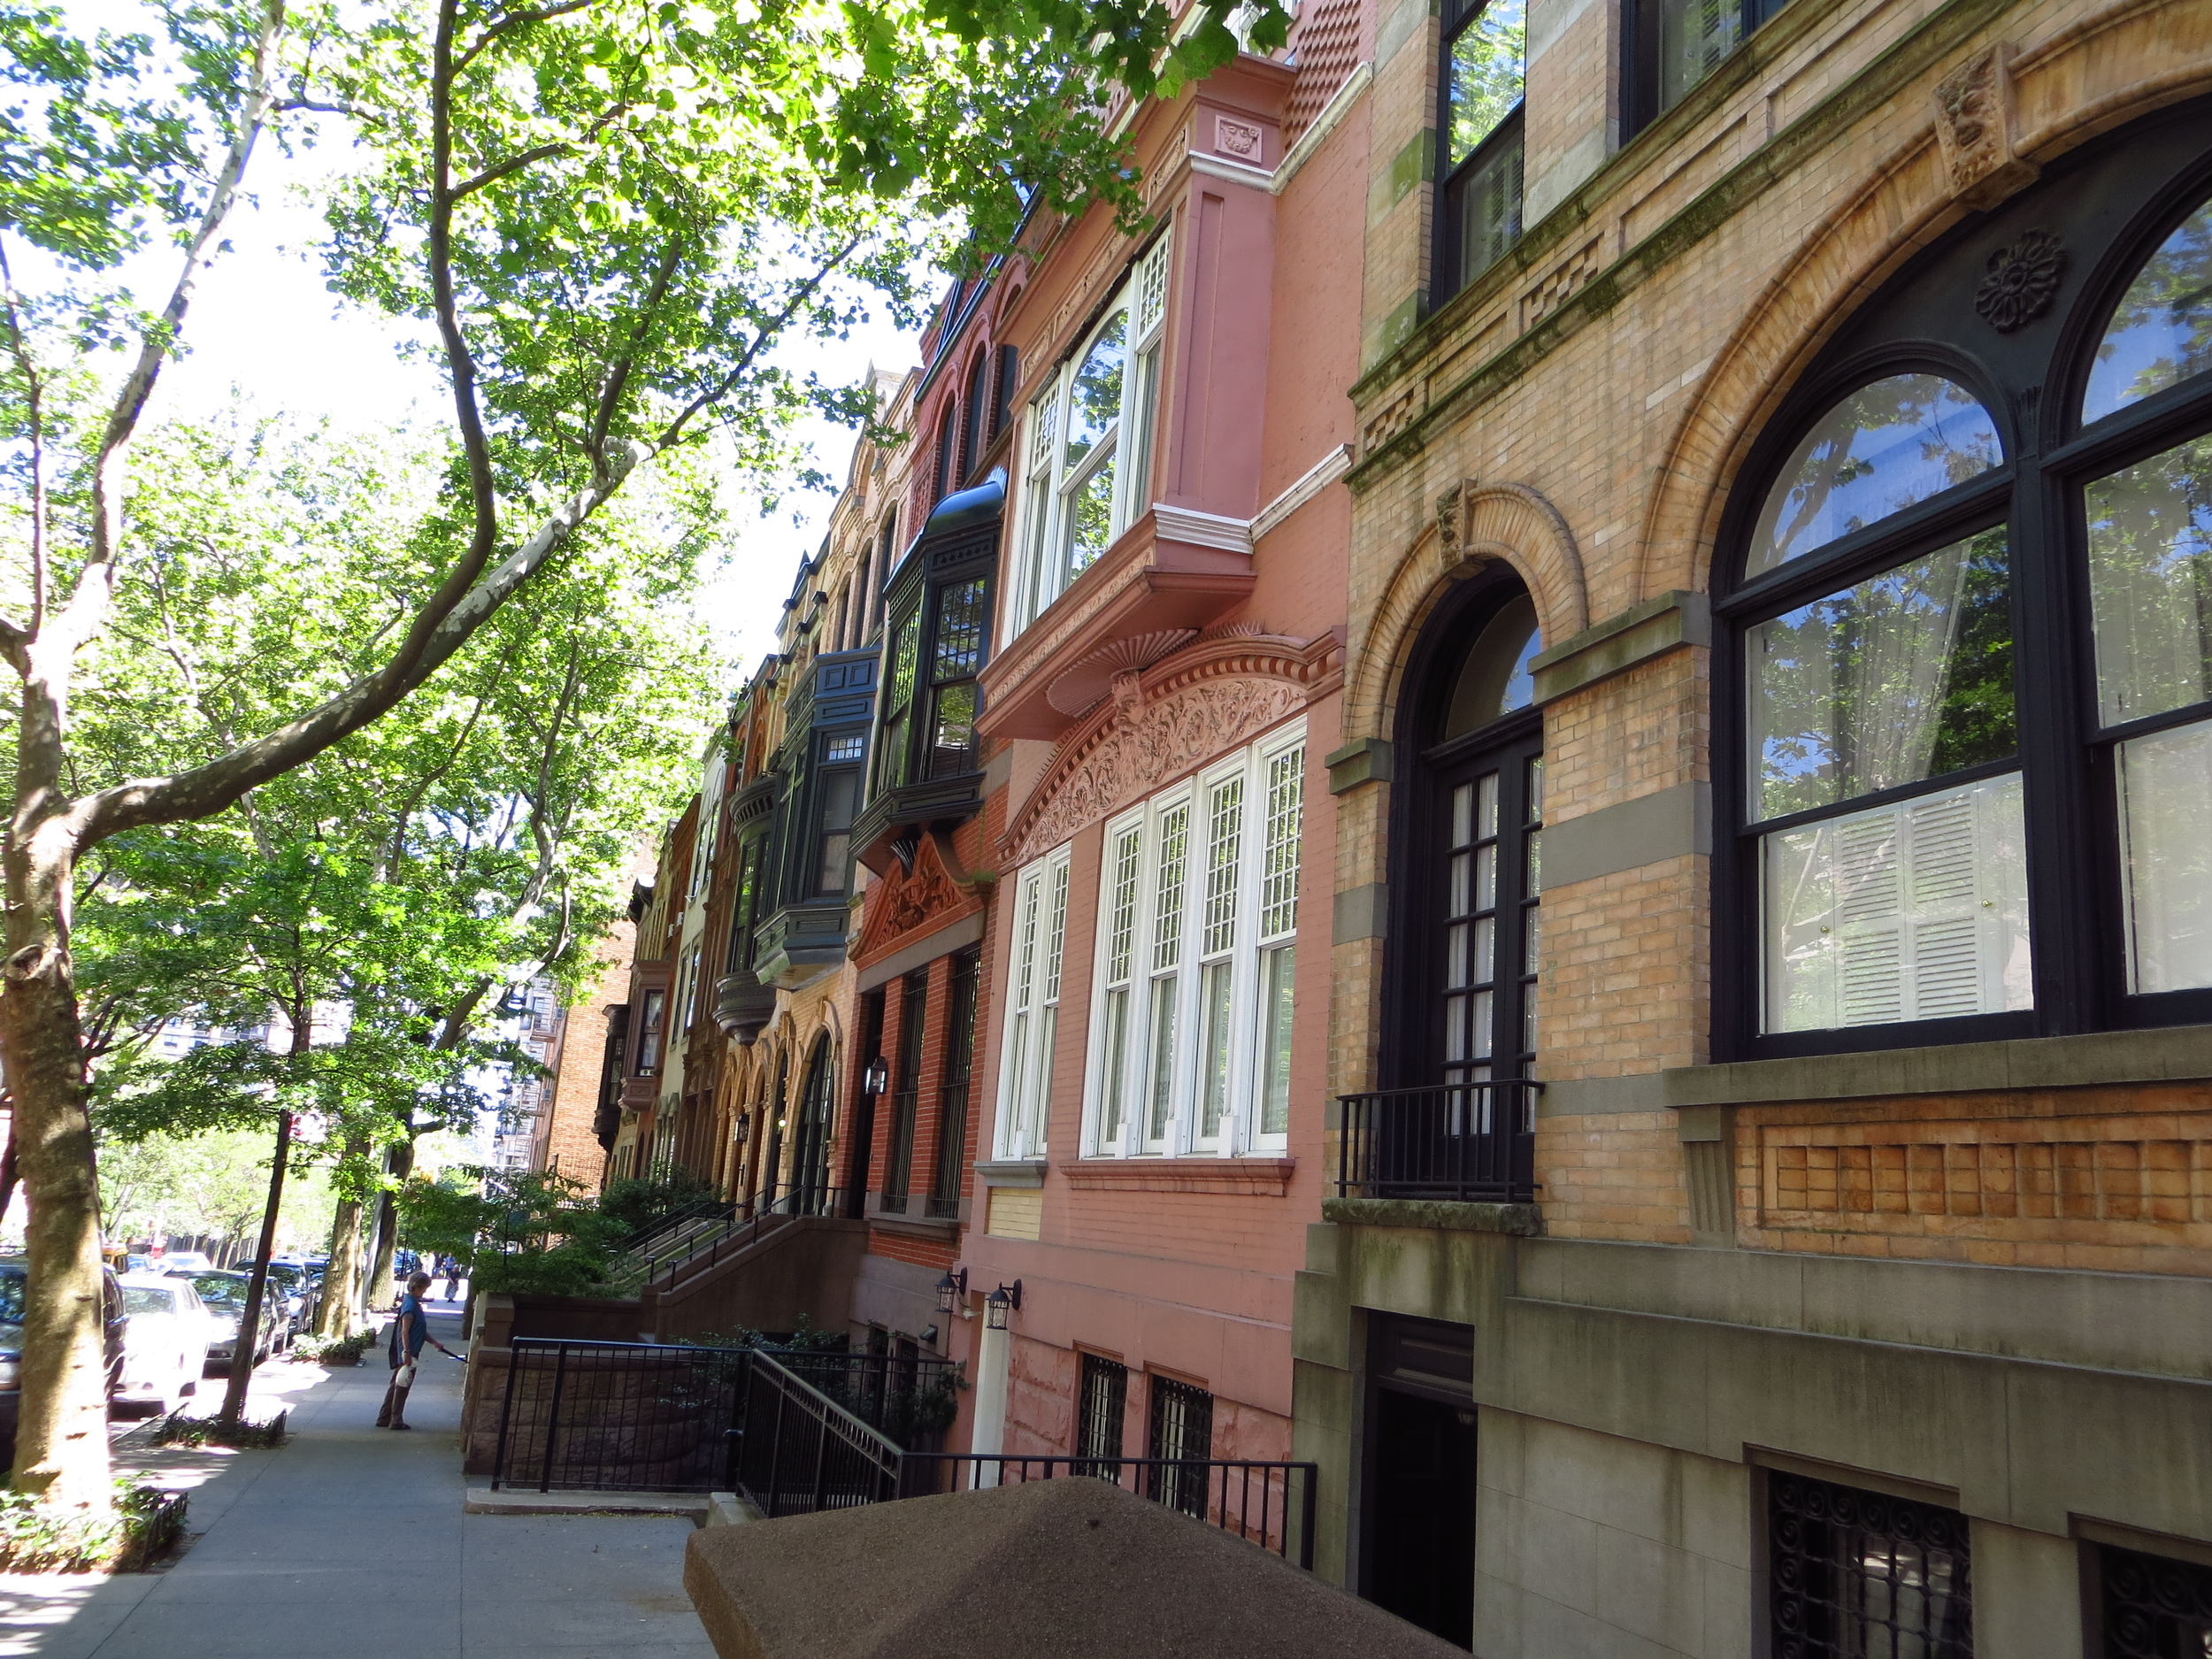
1011 236 1171 634
1085 725 1306 1158
1718 130 2212 1056
869 480 997 804
1435 0 1523 301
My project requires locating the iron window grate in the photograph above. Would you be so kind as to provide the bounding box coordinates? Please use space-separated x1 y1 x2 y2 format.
1768 1471 1972 1659
2101 1543 2212 1659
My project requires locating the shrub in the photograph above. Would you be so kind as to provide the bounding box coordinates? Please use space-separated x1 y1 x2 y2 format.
0 1479 188 1572
596 1170 718 1240
156 1410 288 1449
290 1330 377 1366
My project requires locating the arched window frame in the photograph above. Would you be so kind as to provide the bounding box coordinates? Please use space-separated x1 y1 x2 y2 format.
1713 119 2212 1060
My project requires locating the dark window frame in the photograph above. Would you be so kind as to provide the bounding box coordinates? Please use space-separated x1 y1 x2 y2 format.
1432 0 1525 305
1624 0 1796 140
1712 121 2212 1062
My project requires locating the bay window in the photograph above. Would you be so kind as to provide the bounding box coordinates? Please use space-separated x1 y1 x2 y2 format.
1010 235 1171 634
1085 724 1306 1156
1719 145 2212 1055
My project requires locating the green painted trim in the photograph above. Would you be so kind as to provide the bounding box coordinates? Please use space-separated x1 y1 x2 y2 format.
1530 591 1710 703
1664 1024 2212 1106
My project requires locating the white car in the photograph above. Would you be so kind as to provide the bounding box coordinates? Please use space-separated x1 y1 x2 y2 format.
151 1251 213 1274
115 1274 213 1415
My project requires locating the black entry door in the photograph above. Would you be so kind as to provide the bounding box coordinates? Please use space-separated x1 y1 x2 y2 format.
1368 1387 1478 1647
1429 722 1543 1094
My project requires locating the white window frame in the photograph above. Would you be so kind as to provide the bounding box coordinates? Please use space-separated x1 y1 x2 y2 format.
1009 234 1172 638
1081 720 1307 1159
994 843 1072 1160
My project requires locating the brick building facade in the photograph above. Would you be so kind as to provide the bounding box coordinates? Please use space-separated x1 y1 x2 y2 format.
1294 0 2212 1648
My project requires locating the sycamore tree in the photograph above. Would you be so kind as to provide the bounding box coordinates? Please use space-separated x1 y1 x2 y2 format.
0 0 1286 1515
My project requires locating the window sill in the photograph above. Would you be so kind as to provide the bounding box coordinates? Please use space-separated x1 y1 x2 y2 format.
975 1158 1047 1190
1057 1157 1296 1196
1662 1023 2212 1111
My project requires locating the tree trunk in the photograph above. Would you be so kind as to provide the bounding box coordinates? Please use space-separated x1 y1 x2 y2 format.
0 1103 19 1230
219 1107 294 1427
0 804 109 1509
319 1177 365 1339
365 1133 413 1309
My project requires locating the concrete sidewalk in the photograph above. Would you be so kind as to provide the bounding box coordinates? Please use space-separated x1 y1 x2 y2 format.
0 1303 716 1659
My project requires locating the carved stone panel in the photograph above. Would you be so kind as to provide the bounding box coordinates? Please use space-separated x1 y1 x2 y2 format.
1932 43 2039 211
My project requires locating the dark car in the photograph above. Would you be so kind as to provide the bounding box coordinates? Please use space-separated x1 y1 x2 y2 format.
174 1270 282 1371
236 1261 315 1339
0 1259 127 1464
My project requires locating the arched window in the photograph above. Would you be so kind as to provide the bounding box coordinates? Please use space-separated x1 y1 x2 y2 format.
961 349 991 481
1368 572 1543 1202
1719 116 2212 1057
787 1034 838 1216
933 408 958 502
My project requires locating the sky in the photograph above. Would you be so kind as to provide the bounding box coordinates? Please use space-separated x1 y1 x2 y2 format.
98 118 920 680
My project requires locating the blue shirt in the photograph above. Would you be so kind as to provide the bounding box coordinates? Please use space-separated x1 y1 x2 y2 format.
390 1294 428 1365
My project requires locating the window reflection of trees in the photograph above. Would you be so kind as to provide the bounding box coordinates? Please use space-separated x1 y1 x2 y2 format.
2085 199 2212 423
1749 376 2002 575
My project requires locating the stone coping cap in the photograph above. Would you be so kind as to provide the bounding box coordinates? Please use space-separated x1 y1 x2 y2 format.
1321 1197 1544 1234
684 1476 1464 1659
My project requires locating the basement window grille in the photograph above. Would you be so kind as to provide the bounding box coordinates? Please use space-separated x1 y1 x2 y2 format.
1768 1471 1972 1659
2098 1543 2212 1659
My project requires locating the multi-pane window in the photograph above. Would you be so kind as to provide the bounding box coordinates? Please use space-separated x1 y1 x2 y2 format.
1634 0 1798 128
1436 0 1524 300
813 732 864 896
996 847 1071 1159
1011 237 1171 634
877 611 919 795
1766 1472 1971 1659
634 987 666 1075
1087 726 1307 1157
1724 158 2212 1055
927 578 987 779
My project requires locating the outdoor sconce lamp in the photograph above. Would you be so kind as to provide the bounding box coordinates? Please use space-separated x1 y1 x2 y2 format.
863 1058 889 1096
984 1280 1022 1331
918 1325 940 1348
935 1268 968 1315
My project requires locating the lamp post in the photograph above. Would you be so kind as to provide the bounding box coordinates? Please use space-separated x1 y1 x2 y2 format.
969 1277 1019 1490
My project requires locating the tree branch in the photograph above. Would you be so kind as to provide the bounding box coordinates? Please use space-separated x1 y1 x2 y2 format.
446 103 631 204
53 0 290 658
453 0 599 76
587 236 684 468
657 234 863 449
0 239 50 643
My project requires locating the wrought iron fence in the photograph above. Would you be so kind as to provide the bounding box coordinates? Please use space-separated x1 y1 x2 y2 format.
491 1339 747 1494
770 1349 961 1445
900 1455 1319 1569
1336 1081 1542 1202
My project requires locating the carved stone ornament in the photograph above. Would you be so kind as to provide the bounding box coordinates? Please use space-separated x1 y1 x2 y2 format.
1216 116 1263 162
1975 230 2067 334
1932 44 2039 211
1009 676 1304 865
1435 482 1466 563
856 833 967 961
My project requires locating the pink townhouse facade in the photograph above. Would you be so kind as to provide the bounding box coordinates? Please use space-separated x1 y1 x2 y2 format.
935 0 1377 1493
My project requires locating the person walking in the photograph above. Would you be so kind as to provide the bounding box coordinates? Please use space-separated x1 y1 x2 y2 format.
376 1271 457 1430
442 1256 463 1302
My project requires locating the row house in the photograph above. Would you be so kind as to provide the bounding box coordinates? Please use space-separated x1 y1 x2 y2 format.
1292 0 2212 1649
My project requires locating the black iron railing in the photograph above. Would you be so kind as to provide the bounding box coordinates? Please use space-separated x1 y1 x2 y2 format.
901 1455 1319 1569
731 1348 904 1517
492 1339 747 1494
770 1349 960 1444
1336 1081 1543 1202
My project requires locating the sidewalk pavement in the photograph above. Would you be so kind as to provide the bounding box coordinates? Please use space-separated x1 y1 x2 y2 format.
0 1303 717 1659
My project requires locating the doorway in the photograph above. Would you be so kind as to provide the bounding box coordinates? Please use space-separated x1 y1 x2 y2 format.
1363 1316 1479 1648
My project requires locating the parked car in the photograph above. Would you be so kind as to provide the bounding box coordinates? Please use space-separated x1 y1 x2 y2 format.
125 1254 151 1273
173 1271 281 1371
154 1250 213 1274
0 1259 126 1464
114 1274 212 1416
391 1248 420 1279
236 1262 316 1337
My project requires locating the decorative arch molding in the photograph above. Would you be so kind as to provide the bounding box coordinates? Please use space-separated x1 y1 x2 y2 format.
1002 631 1342 867
1636 18 2212 601
1343 481 1586 748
